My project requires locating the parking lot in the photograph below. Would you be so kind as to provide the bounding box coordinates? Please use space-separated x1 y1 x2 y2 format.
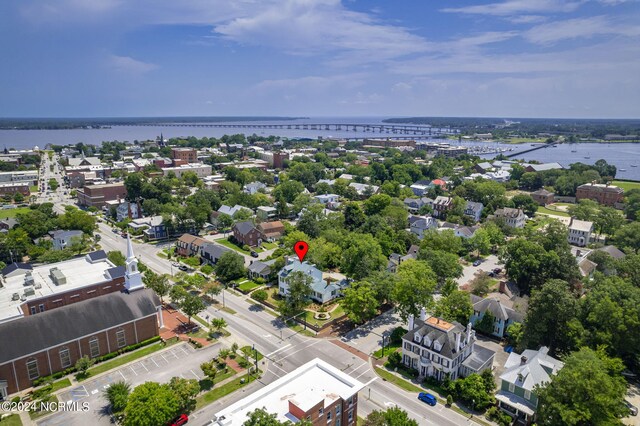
59 344 198 404
457 254 503 288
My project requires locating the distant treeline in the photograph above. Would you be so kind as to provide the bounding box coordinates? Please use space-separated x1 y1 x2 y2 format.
0 116 308 130
383 117 640 139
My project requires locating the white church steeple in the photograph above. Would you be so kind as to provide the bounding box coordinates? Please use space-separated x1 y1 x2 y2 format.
124 234 144 292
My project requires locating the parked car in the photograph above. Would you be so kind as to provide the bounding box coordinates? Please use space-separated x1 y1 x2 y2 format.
121 232 128 238
418 392 437 406
625 400 638 416
171 262 180 268
473 260 481 266
493 268 502 274
504 346 514 353
250 251 259 258
169 414 189 426
178 265 189 271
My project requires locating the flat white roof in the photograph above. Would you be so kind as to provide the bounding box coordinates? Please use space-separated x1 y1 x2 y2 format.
212 358 365 425
0 256 115 323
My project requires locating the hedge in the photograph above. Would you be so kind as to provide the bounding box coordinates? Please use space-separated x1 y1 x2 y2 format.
32 336 161 386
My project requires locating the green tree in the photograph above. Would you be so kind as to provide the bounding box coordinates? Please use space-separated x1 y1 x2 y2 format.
179 293 205 324
103 381 131 414
124 382 181 426
537 348 627 425
215 251 246 283
506 322 524 349
467 228 491 257
341 281 379 324
211 317 227 332
522 280 579 355
124 173 145 202
364 194 392 216
614 222 640 253
420 229 463 255
341 233 386 280
392 260 437 321
419 249 463 285
200 360 218 382
363 407 418 426
167 377 199 412
469 272 492 297
272 180 305 203
511 194 538 216
107 250 126 266
453 373 494 410
278 271 313 318
143 271 171 303
343 202 366 231
475 310 495 335
434 290 473 324
75 355 94 375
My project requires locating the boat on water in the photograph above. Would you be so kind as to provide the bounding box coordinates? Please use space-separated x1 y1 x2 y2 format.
632 165 638 168
571 150 577 152
620 169 627 172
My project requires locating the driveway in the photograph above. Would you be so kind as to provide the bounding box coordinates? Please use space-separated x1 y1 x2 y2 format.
475 335 509 385
457 254 503 288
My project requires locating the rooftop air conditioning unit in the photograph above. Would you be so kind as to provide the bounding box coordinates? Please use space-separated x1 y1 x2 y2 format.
12 293 20 301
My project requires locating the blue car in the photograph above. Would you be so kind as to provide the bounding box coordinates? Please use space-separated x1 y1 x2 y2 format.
504 346 514 353
418 392 437 406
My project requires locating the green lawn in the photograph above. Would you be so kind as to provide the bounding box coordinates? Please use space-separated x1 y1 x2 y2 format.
613 180 640 192
375 367 423 392
536 205 570 217
220 306 237 315
0 207 30 219
261 241 278 250
372 342 401 359
49 378 72 393
195 372 260 410
216 238 251 255
29 395 59 420
237 280 261 293
80 342 170 380
241 345 264 361
29 185 39 193
303 303 346 327
0 414 23 426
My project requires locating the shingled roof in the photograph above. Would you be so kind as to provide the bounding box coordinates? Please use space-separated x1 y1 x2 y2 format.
0 289 160 364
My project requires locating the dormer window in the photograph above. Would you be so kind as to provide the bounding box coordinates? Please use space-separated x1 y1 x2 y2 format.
433 341 442 351
414 334 421 343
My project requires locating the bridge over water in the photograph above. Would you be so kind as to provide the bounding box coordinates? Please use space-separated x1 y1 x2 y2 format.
113 122 459 137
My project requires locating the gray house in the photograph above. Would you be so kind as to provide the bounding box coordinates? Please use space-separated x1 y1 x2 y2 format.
470 295 525 339
200 242 232 265
496 347 563 425
410 216 438 239
402 311 495 382
278 260 348 304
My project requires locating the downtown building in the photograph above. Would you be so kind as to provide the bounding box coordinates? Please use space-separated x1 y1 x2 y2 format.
211 358 365 426
0 238 161 398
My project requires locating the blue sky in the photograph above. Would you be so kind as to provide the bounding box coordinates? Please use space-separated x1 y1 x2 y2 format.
0 0 639 118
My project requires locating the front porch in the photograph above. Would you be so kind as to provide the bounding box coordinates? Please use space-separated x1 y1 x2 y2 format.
496 390 535 425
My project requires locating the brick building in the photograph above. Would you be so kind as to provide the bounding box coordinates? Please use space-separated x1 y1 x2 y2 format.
212 358 364 425
0 182 30 196
0 251 125 324
232 221 264 247
176 234 208 257
531 189 555 206
171 147 198 164
0 240 158 397
0 289 160 396
77 183 127 209
576 183 624 207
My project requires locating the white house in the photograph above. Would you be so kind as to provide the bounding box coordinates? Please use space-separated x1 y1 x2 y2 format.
116 201 141 222
567 218 593 247
49 230 83 250
278 259 348 304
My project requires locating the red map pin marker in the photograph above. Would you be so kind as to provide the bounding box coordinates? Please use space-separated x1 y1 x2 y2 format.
294 241 309 262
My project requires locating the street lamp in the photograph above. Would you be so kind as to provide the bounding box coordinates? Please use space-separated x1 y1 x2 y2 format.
382 335 387 357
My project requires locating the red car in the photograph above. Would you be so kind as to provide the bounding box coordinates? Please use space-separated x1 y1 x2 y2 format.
170 414 189 426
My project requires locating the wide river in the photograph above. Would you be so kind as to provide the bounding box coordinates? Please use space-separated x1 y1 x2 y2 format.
1 117 639 180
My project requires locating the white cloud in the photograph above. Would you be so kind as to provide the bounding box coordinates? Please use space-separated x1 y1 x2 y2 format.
508 15 548 23
214 0 429 61
441 0 582 16
108 55 157 74
524 15 640 44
